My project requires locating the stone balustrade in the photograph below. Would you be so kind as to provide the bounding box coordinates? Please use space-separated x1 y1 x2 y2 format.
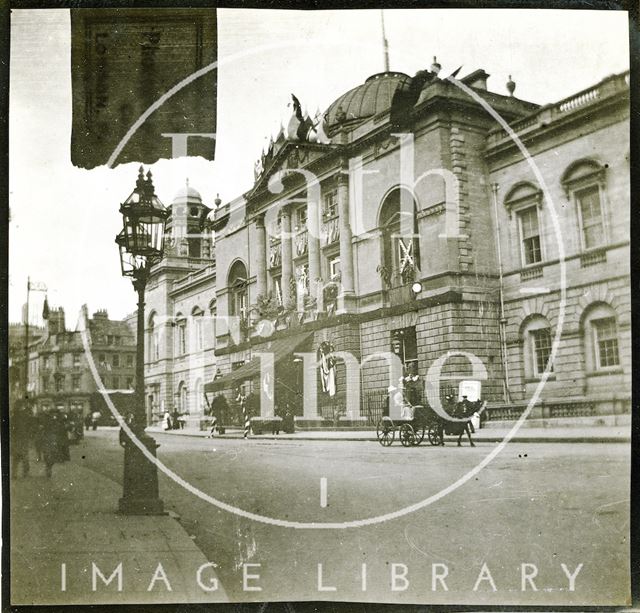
486 71 629 150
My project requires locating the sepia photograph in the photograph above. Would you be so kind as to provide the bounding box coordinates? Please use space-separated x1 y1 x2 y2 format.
6 4 632 608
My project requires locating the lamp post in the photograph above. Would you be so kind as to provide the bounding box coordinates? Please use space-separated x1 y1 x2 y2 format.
115 166 167 515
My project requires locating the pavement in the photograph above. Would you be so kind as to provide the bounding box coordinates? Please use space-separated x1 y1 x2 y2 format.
147 423 631 444
9 452 228 606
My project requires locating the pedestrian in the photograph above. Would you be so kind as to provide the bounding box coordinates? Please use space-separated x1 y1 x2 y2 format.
91 410 101 431
172 409 180 430
207 395 228 437
84 412 92 431
68 411 84 444
282 403 295 434
41 407 70 478
75 411 84 441
10 402 33 479
162 411 172 431
271 406 281 435
32 407 45 462
460 396 475 433
403 364 421 406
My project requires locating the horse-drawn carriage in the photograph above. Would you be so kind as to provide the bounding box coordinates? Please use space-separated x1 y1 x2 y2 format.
375 384 485 447
376 404 435 447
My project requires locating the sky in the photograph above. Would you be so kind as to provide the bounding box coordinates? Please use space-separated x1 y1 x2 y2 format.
9 8 630 325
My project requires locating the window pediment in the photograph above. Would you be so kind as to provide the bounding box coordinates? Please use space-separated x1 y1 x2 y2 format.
561 159 606 197
504 181 542 215
231 277 247 289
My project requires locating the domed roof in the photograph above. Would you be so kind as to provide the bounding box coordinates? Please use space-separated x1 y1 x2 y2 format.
172 179 202 204
323 71 411 136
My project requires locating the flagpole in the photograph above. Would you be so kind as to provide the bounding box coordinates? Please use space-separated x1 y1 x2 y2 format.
380 10 390 72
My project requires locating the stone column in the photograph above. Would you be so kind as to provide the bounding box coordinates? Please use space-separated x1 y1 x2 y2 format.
307 198 321 306
281 206 293 305
337 170 355 312
297 351 320 423
254 215 267 297
255 352 274 418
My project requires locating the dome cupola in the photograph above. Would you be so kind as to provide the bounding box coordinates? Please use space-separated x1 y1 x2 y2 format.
323 71 411 137
172 178 202 204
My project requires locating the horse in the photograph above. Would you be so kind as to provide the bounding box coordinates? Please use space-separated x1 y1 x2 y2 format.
439 396 482 447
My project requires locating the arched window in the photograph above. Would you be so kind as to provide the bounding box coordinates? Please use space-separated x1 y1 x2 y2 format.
561 159 608 251
228 260 248 318
581 303 620 372
147 312 155 361
147 312 159 362
520 315 554 379
175 313 187 356
191 306 204 352
504 182 544 266
182 383 189 413
177 380 188 413
378 187 421 287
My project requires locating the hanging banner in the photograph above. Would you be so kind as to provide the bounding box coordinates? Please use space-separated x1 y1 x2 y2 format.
317 341 337 397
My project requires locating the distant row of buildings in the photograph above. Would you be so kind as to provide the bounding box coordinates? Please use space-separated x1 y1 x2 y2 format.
9 305 137 416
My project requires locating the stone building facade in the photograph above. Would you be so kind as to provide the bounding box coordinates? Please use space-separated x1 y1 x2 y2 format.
8 323 44 409
487 72 631 418
19 306 137 416
147 65 630 426
143 182 217 424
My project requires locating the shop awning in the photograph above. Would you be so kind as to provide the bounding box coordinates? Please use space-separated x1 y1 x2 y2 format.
204 331 313 393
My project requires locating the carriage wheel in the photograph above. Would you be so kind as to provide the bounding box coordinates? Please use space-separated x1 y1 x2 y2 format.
376 417 395 447
413 424 426 446
399 423 416 447
428 424 443 446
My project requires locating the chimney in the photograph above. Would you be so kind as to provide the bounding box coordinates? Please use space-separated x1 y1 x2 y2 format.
461 69 490 91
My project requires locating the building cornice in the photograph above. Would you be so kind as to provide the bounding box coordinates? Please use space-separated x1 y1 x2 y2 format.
213 289 463 356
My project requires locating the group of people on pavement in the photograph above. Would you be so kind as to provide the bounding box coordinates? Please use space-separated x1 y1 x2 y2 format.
84 410 102 431
161 409 187 431
10 402 75 479
202 392 296 438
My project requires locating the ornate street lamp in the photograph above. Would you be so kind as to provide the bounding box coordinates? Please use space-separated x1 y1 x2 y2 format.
115 166 167 515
